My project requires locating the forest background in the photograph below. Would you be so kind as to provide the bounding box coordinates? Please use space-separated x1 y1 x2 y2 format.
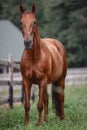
0 0 87 67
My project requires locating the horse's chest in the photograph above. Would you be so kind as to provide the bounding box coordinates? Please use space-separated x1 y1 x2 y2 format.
25 64 46 82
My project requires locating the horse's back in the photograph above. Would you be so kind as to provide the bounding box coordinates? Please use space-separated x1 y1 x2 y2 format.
42 38 66 59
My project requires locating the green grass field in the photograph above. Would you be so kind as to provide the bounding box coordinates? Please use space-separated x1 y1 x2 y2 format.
0 85 87 130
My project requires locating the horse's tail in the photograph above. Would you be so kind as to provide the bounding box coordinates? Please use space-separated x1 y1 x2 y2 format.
52 82 64 116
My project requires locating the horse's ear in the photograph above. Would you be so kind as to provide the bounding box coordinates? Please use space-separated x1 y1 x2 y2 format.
31 4 36 13
20 4 25 13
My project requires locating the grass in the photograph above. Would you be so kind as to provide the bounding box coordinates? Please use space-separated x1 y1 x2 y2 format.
0 88 21 101
0 85 87 130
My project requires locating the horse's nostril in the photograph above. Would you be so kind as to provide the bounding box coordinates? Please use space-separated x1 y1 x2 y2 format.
29 40 32 44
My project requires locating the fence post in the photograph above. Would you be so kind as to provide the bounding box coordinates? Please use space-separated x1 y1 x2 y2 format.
8 54 13 108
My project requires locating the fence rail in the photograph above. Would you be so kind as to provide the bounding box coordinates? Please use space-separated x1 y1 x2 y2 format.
0 60 20 69
66 67 87 86
0 58 87 108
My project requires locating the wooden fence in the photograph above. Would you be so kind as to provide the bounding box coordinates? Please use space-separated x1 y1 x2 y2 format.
66 67 87 86
0 56 24 108
0 58 87 108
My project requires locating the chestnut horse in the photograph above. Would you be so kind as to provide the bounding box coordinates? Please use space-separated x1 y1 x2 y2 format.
20 4 67 125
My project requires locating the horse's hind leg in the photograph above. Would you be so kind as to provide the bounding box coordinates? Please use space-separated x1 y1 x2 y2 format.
43 87 48 122
58 79 65 119
52 79 65 119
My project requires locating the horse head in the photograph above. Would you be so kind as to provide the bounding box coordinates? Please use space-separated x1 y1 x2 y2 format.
20 4 37 49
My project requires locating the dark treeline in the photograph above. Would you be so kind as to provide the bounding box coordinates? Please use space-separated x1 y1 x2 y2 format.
0 0 87 67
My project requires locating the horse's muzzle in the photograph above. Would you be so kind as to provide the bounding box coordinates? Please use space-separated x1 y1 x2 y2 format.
24 40 33 49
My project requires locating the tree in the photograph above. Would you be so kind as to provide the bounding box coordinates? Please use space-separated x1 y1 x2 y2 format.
44 0 87 67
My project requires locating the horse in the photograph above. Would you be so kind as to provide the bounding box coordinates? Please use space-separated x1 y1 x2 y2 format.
20 4 67 126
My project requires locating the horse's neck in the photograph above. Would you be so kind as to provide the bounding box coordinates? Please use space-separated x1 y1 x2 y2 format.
32 27 42 61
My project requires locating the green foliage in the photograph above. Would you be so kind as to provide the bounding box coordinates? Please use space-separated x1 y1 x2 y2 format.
0 0 87 67
0 85 87 130
43 0 87 67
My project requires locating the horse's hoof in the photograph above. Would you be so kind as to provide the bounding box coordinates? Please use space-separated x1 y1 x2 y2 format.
44 118 48 122
37 122 42 126
24 121 29 125
60 115 65 120
44 115 48 122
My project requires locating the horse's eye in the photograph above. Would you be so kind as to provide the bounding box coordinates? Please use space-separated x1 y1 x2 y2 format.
20 21 23 26
32 21 36 26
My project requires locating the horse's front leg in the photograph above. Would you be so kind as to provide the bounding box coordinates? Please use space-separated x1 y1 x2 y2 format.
43 87 48 122
37 78 47 125
23 78 31 125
